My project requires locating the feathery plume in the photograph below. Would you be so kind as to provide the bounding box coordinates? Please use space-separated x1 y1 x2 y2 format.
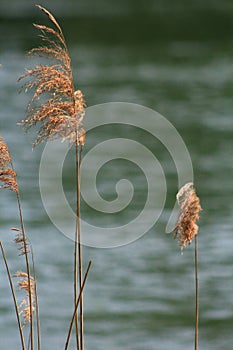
12 228 30 256
18 5 85 146
0 136 18 192
174 182 202 250
14 271 36 325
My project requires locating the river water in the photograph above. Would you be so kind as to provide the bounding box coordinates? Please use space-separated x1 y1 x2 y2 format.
0 1 232 349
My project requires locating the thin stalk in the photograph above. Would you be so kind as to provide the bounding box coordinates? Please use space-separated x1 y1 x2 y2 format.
29 241 41 350
15 189 34 350
0 241 26 350
74 142 83 350
27 331 31 350
65 261 91 350
194 235 199 350
10 159 34 349
78 145 84 350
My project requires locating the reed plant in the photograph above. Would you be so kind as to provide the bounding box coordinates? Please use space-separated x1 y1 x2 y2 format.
174 182 202 350
0 136 39 350
18 5 89 350
0 134 90 350
0 5 90 350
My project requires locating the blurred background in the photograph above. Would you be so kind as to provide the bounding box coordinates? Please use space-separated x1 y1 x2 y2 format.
0 0 233 349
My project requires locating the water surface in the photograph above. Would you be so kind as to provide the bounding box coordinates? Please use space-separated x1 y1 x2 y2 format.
0 2 232 349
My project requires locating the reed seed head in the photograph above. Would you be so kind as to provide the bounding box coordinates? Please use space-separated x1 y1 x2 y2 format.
14 271 36 325
174 182 202 250
12 228 30 256
0 136 18 192
18 5 85 146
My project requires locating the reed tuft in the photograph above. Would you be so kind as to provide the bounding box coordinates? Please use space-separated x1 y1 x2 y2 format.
174 182 202 250
18 5 85 147
14 271 36 325
12 228 30 256
0 136 18 192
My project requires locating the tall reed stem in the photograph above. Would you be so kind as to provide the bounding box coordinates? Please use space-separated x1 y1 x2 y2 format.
0 241 26 350
29 241 40 350
15 185 34 350
74 142 84 350
194 235 199 350
174 183 201 350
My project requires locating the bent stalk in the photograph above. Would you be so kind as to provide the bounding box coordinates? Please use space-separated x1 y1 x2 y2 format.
66 261 91 350
0 241 26 350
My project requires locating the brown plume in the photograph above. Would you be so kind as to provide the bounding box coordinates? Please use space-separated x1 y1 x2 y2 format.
12 227 30 256
0 136 18 192
14 271 36 325
18 5 85 146
174 182 202 250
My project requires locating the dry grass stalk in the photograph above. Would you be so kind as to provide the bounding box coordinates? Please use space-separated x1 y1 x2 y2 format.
0 242 26 350
14 271 36 326
174 182 202 250
0 136 18 192
65 261 92 350
19 6 86 350
12 228 41 349
18 5 86 147
174 182 202 350
0 136 36 349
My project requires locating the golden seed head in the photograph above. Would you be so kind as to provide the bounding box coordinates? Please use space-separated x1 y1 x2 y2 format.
12 228 30 256
174 182 202 250
0 136 18 193
18 6 86 146
14 271 36 325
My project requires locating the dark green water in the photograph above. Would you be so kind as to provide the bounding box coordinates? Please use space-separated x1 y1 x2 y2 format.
0 1 233 349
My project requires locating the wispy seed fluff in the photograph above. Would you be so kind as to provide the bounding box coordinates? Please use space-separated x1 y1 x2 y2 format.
12 227 30 256
18 5 85 147
174 182 202 250
0 136 18 193
14 271 36 325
